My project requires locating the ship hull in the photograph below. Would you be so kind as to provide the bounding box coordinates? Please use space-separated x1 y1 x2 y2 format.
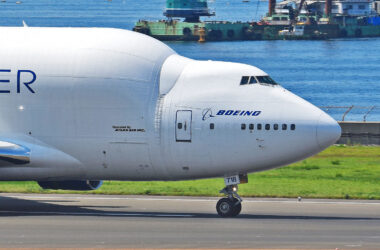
134 19 380 41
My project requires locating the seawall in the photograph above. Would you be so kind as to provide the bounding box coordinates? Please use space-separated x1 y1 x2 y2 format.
338 122 380 145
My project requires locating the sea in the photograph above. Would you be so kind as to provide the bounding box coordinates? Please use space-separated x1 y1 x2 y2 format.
0 0 379 121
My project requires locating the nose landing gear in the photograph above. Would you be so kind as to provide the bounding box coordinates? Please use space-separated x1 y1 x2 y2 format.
216 185 242 217
216 174 247 217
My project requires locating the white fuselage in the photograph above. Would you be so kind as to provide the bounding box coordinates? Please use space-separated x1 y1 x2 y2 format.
0 27 341 181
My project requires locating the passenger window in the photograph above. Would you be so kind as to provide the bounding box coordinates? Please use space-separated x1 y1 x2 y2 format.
240 76 249 85
210 123 214 130
291 124 296 130
178 123 182 129
249 124 254 130
257 124 262 130
274 124 278 130
249 76 257 84
241 124 246 130
282 124 287 130
265 124 270 130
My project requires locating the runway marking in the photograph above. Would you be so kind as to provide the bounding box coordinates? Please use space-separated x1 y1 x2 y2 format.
367 236 380 238
0 210 194 217
345 244 362 247
2 195 380 205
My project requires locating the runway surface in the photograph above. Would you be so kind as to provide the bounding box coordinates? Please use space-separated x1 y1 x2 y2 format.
0 193 380 249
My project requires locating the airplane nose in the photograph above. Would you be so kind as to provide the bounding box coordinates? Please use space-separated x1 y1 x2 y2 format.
316 112 341 150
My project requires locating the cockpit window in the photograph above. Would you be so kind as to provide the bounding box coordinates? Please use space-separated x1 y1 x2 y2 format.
240 75 277 86
249 76 257 84
256 76 278 85
240 76 249 85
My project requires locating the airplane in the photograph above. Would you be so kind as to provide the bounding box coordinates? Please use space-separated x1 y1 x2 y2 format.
0 27 341 217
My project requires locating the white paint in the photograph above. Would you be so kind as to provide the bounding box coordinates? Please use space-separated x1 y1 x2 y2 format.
159 54 192 95
0 27 341 184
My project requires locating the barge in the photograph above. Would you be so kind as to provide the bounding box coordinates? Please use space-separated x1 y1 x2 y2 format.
133 0 380 41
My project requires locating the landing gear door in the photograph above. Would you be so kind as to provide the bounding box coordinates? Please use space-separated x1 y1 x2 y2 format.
175 110 192 142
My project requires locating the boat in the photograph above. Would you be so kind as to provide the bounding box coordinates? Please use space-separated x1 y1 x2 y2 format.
133 0 380 41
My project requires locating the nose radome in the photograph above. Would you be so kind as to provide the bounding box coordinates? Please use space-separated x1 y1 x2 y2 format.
317 112 341 150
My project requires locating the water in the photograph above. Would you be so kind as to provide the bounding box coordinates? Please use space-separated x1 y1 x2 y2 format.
0 0 379 121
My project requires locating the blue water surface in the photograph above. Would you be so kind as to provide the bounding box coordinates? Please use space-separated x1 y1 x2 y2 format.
0 0 379 121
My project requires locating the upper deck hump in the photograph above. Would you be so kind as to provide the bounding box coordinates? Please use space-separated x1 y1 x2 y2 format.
0 27 176 81
0 27 176 63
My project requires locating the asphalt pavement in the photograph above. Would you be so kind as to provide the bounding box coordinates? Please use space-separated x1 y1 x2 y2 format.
0 193 379 249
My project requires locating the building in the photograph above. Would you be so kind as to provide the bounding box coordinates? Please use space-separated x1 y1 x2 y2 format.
330 0 372 16
374 0 380 13
277 0 375 16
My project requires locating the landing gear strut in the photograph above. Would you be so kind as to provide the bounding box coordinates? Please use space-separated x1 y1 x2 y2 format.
216 174 247 217
216 185 242 217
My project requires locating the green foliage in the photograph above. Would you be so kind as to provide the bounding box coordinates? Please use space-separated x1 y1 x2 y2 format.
331 160 341 165
0 145 379 199
292 165 320 170
335 173 343 178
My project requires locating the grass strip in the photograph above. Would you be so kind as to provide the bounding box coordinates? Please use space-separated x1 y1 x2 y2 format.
0 145 379 199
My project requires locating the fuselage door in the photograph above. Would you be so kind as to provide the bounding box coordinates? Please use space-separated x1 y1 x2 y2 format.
175 110 192 142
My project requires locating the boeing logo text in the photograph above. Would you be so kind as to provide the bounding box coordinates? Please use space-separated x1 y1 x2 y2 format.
216 110 261 116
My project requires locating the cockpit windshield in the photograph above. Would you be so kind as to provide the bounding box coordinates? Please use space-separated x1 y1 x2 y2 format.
256 76 278 85
240 75 278 86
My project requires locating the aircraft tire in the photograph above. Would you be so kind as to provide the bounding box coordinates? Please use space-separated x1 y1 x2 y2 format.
231 201 242 216
216 198 241 217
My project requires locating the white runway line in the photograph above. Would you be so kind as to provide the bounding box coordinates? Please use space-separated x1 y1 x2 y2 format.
2 194 380 205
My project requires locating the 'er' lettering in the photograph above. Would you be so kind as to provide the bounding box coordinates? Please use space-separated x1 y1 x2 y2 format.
0 69 11 93
17 70 36 93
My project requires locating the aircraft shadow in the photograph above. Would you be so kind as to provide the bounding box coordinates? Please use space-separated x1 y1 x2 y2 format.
0 195 379 221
